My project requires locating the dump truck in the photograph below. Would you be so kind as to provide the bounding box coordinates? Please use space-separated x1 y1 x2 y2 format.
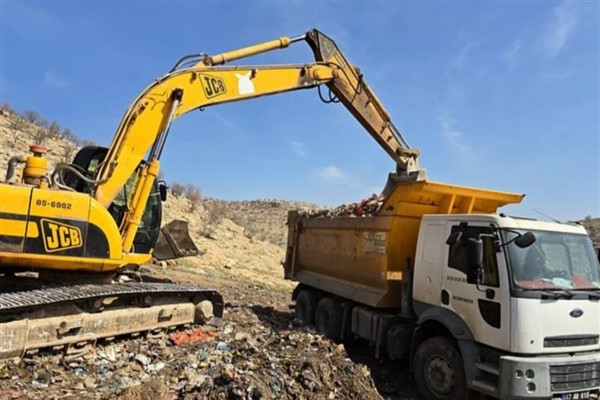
284 180 600 400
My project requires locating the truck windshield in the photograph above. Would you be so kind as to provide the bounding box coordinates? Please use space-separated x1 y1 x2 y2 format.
503 230 600 290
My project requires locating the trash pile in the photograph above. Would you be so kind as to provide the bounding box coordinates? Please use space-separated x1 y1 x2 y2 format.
0 285 383 400
302 194 385 219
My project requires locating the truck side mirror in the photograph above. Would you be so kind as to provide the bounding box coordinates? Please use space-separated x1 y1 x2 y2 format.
515 231 536 248
466 238 483 285
158 181 168 202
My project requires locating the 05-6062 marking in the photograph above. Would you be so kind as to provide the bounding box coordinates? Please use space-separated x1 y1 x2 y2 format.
36 199 72 210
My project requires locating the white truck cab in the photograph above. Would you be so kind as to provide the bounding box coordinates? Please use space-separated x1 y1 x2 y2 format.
414 214 600 399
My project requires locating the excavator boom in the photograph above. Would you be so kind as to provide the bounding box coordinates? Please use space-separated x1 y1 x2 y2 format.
304 29 420 172
0 28 421 360
92 29 423 253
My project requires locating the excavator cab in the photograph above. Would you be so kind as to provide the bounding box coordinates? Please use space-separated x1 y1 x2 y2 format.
64 146 197 260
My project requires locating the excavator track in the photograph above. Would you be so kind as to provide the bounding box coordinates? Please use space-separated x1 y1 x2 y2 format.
0 280 223 359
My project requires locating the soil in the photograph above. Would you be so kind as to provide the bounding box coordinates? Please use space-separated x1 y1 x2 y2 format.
0 264 419 400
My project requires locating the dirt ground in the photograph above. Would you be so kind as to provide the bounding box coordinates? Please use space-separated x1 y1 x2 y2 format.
0 264 420 400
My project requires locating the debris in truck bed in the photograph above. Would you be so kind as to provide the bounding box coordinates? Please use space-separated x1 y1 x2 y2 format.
302 193 385 219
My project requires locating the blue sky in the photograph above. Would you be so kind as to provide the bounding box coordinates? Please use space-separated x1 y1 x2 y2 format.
1 1 598 221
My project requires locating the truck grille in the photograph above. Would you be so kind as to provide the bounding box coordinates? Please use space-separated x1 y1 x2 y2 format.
544 335 599 348
550 362 600 392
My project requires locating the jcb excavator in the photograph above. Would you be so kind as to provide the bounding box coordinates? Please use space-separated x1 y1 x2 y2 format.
0 29 423 358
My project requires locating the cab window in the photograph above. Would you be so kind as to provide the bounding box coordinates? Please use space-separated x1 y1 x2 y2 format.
448 226 499 287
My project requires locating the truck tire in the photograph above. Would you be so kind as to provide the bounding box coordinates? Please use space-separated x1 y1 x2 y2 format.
295 289 318 326
414 337 468 400
315 297 343 342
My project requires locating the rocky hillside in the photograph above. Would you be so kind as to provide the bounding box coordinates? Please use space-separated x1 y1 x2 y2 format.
0 108 76 180
202 198 321 248
3 104 597 251
161 195 293 291
580 217 600 249
0 106 304 291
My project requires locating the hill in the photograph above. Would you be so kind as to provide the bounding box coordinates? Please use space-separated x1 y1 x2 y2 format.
580 217 600 249
202 198 320 247
0 105 308 290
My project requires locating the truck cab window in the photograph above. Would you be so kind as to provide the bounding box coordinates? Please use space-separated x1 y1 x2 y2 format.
506 230 600 289
448 226 499 287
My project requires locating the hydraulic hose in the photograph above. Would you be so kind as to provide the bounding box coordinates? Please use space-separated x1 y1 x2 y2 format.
5 156 24 182
51 163 108 192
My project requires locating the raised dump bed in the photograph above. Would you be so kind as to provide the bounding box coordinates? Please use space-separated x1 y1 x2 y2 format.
284 180 524 308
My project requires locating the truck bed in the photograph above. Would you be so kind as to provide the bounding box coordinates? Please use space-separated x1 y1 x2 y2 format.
284 180 523 308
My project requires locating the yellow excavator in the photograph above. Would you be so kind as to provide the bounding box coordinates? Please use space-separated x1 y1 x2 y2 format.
0 29 423 358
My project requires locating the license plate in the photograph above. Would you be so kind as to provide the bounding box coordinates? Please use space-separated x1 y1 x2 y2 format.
553 390 599 400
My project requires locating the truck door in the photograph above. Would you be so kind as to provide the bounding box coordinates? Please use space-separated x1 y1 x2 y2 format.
443 223 510 350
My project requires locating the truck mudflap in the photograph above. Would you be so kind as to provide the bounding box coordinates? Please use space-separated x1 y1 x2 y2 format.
498 353 600 399
0 281 223 359
153 220 199 260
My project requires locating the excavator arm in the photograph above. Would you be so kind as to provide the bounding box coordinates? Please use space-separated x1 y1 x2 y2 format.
304 29 420 173
0 29 426 359
92 29 423 252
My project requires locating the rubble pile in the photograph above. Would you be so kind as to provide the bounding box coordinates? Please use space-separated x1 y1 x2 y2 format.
302 194 385 219
0 288 383 400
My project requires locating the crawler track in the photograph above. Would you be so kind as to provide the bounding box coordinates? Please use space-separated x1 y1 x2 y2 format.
0 280 224 359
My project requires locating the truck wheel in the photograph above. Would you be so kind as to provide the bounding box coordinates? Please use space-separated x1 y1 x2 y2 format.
295 289 318 325
315 297 342 342
414 337 467 400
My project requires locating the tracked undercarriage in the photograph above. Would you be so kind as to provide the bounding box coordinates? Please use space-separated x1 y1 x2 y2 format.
0 274 223 360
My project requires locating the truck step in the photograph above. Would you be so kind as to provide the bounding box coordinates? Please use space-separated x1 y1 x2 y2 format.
475 361 500 375
471 379 497 395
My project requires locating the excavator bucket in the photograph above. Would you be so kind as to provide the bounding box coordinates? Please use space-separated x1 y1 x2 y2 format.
153 220 199 260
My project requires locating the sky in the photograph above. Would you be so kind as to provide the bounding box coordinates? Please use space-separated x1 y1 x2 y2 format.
1 0 598 221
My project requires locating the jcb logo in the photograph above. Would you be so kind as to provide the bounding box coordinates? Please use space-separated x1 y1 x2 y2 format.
199 74 226 98
41 219 82 253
